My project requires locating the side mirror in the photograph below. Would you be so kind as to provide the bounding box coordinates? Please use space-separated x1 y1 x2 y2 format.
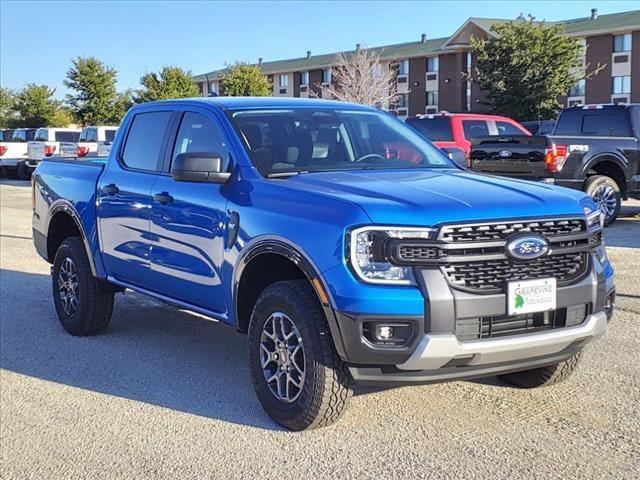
440 147 467 168
171 152 231 183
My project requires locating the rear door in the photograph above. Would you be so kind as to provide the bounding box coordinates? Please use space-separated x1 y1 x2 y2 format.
97 110 175 287
147 108 231 313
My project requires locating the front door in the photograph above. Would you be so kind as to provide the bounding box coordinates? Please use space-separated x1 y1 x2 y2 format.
147 110 231 314
97 110 174 288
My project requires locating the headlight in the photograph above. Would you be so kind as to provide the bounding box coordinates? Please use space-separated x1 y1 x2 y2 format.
584 208 603 229
348 226 436 285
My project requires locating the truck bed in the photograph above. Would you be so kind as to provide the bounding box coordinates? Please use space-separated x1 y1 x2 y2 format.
32 156 106 268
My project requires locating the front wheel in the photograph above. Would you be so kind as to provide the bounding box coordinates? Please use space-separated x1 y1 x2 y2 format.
585 175 621 226
498 352 582 388
52 237 115 336
248 280 352 430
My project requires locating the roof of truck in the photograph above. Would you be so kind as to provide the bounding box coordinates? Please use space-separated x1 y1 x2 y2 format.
145 96 377 111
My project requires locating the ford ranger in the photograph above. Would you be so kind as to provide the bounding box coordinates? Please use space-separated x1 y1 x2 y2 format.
32 98 615 430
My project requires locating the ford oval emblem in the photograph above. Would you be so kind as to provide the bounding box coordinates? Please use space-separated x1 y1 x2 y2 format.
506 235 549 260
499 149 512 158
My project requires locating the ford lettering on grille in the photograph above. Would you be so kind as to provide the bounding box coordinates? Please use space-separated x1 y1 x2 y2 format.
506 235 549 260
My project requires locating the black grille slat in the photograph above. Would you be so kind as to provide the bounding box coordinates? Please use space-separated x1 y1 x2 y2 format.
440 219 585 242
442 252 587 292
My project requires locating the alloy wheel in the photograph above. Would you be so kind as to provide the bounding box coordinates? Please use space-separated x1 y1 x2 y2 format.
260 312 305 403
58 257 79 315
592 184 618 221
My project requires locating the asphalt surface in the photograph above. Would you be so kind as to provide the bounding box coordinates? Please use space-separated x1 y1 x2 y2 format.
1 178 639 479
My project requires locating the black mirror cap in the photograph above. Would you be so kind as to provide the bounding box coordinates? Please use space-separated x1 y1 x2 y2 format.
171 151 231 183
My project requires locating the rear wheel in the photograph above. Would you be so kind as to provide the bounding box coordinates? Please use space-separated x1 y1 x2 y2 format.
16 161 32 181
585 175 621 226
248 280 352 430
52 237 114 336
498 352 582 388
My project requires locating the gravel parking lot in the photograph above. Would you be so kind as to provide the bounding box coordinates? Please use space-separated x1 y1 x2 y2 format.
1 178 639 479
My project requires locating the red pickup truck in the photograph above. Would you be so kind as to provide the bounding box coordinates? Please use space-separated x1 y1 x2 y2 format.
406 112 531 162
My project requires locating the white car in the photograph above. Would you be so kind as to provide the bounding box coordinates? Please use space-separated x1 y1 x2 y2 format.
59 126 118 159
0 128 37 179
27 128 81 173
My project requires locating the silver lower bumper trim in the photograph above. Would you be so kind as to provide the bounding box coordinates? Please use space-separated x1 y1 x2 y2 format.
397 311 607 371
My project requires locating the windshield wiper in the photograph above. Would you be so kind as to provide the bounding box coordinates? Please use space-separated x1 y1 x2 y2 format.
266 171 307 178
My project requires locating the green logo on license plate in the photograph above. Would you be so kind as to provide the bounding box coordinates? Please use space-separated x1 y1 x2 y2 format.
515 294 524 309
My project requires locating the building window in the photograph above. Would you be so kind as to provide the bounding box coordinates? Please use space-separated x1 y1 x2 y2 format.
322 69 332 83
569 79 585 97
612 76 631 94
398 60 409 76
397 93 408 108
300 71 309 85
613 33 632 52
426 57 438 72
427 91 438 106
279 74 289 88
373 63 384 78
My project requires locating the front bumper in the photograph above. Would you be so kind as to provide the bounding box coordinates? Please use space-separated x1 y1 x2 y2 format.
327 252 614 385
398 310 606 371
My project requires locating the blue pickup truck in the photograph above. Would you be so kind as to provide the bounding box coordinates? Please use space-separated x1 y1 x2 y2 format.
32 97 615 430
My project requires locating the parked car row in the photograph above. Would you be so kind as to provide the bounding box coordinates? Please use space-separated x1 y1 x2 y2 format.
0 125 118 180
406 104 640 225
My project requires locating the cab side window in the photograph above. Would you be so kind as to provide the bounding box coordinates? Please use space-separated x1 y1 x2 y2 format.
172 112 229 169
462 120 489 139
121 111 173 171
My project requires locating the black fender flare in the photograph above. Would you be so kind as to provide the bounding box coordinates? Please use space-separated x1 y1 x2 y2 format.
232 237 348 359
582 153 629 184
46 200 98 277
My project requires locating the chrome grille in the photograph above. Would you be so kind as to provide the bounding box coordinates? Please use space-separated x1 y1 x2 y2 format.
397 245 440 261
439 218 585 242
442 252 588 292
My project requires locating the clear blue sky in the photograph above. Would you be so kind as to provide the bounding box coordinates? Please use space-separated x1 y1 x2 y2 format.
1 0 638 98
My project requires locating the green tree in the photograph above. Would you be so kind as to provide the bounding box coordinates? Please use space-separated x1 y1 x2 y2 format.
219 63 271 97
13 84 72 127
470 15 603 120
0 87 18 128
64 56 127 125
135 66 198 102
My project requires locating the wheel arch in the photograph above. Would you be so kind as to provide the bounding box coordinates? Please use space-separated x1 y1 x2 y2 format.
46 201 98 277
583 155 628 197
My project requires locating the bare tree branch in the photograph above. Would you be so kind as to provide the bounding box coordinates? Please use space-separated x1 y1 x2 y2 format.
312 48 397 109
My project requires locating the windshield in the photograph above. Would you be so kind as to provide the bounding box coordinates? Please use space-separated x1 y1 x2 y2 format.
231 108 454 176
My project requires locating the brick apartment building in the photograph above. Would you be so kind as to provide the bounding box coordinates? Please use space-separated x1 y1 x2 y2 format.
194 9 640 119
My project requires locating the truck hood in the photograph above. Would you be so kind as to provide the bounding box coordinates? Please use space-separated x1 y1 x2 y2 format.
280 169 587 225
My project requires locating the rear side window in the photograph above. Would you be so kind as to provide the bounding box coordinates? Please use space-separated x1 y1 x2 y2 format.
1 130 14 141
462 120 489 139
171 112 229 166
105 129 117 142
55 131 80 142
405 117 453 141
79 128 98 142
11 130 27 142
495 121 524 135
555 109 632 137
34 129 49 141
122 111 173 171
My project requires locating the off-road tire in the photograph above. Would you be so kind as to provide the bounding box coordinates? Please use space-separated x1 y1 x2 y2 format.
584 175 621 226
52 237 114 336
248 280 352 430
499 352 582 388
16 161 32 181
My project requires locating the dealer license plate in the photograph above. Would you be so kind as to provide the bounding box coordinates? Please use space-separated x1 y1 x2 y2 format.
507 278 557 315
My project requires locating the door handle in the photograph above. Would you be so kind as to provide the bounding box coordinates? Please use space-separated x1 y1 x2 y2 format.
153 192 174 205
102 184 119 196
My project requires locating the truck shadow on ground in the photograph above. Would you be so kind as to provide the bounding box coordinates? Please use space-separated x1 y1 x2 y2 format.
604 203 640 249
0 268 285 430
